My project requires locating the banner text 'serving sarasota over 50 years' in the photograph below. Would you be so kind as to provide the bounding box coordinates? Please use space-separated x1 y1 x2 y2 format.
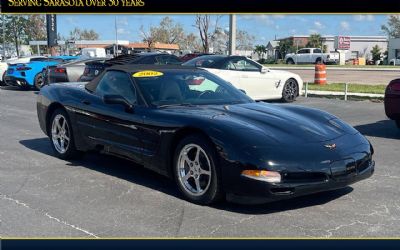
7 0 145 7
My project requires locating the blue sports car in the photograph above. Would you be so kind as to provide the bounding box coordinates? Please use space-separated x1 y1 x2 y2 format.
4 56 78 90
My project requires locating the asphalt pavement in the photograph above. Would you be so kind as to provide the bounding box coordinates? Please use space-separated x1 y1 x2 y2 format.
1 86 400 238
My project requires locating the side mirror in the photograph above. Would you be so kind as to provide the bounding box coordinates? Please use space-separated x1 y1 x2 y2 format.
261 67 269 73
239 89 247 94
103 94 134 113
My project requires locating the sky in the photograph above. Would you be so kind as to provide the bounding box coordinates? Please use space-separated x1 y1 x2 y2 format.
57 14 389 44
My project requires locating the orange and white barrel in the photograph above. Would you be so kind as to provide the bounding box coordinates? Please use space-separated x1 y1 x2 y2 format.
314 64 327 85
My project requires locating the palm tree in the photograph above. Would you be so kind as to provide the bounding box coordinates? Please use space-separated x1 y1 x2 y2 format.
254 45 267 59
307 33 323 48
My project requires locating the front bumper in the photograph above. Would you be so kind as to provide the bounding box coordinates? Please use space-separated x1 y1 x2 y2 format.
226 159 374 204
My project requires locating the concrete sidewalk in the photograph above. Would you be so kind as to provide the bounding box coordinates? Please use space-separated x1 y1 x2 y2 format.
302 89 384 98
268 66 400 71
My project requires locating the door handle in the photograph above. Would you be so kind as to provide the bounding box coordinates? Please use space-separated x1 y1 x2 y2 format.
82 100 91 105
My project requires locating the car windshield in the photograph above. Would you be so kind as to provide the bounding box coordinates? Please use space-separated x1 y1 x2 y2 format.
182 55 224 67
133 70 253 107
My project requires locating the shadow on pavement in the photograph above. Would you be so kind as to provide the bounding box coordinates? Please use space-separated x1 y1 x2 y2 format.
20 137 353 215
354 120 400 140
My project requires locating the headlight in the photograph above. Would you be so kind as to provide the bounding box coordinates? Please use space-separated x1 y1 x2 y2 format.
241 170 281 183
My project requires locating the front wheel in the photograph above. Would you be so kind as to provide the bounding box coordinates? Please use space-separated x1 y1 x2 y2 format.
281 79 299 103
49 109 82 160
173 135 223 205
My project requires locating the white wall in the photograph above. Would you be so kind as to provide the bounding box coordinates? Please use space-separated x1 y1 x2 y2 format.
323 36 388 60
388 38 400 60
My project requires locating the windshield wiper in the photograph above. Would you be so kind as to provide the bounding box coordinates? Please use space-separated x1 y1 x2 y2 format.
157 103 197 108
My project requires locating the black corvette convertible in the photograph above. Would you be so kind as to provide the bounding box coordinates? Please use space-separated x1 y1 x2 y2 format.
37 65 374 205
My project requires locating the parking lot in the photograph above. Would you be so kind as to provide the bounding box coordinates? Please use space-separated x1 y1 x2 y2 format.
1 86 400 238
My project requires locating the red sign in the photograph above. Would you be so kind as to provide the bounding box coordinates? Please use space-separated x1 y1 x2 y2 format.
336 36 351 50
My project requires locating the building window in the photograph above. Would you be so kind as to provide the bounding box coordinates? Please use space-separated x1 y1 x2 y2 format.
351 51 359 59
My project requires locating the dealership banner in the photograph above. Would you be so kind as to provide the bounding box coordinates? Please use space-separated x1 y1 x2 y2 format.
1 0 400 13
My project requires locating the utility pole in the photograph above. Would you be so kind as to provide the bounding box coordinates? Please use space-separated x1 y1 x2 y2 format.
2 14 6 60
228 14 236 55
115 16 118 57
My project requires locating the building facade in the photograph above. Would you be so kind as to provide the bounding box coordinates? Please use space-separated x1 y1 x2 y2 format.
271 35 388 61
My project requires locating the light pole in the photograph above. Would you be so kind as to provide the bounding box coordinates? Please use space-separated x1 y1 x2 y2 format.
2 14 5 60
228 14 236 55
115 16 118 57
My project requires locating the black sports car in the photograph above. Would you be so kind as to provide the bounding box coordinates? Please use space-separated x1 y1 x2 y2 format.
37 65 374 205
79 53 182 82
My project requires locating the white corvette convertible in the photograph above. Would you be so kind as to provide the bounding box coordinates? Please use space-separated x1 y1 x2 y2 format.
182 55 303 102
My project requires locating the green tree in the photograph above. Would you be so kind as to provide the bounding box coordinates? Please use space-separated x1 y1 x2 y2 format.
370 45 381 63
306 33 323 48
278 39 294 58
254 45 267 59
150 17 185 45
381 15 400 38
1 15 30 57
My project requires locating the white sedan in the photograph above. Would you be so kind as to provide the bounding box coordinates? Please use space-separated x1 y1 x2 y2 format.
182 55 303 102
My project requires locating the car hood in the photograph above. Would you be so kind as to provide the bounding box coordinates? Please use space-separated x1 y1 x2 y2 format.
268 69 301 80
165 102 357 145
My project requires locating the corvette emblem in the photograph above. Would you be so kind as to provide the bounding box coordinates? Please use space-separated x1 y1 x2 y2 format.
324 143 336 150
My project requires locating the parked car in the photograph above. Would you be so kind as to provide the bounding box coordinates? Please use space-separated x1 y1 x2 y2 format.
37 64 374 205
4 56 78 90
0 56 46 86
285 48 339 64
79 52 182 82
389 56 400 66
44 58 107 85
384 78 400 128
182 55 303 102
180 53 212 62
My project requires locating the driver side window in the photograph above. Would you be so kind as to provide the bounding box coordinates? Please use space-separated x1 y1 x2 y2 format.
223 59 259 72
95 71 137 104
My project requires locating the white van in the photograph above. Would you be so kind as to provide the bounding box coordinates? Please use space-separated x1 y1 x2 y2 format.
80 48 107 58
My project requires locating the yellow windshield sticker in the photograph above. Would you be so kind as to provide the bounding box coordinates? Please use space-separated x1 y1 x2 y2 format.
133 71 164 78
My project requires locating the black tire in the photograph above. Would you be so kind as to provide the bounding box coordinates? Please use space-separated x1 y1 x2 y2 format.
390 62 394 66
396 120 400 129
286 58 294 64
281 78 299 103
173 134 223 205
34 72 44 90
49 109 82 160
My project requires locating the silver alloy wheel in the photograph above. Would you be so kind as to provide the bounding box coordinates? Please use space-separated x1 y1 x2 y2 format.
283 79 298 101
51 114 70 154
177 143 212 196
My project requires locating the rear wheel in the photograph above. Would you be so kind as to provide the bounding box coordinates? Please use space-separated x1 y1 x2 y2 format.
173 134 223 205
34 72 44 90
281 79 299 103
49 109 82 160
